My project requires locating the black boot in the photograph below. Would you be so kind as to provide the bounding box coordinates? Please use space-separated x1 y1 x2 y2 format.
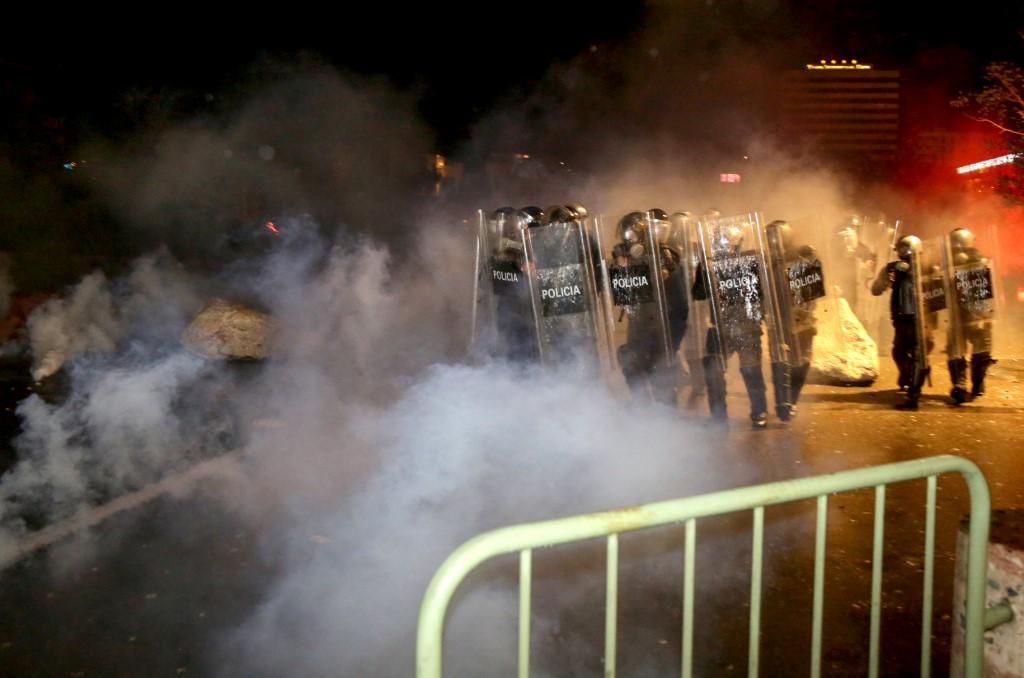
740 366 768 428
971 352 994 398
893 344 911 390
791 363 812 408
895 356 911 391
703 355 727 421
771 361 793 421
897 365 929 410
948 358 969 405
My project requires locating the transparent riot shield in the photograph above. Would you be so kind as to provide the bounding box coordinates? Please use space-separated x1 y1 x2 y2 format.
470 209 538 363
694 212 780 370
651 210 692 377
929 230 998 402
864 219 900 353
589 211 681 402
826 216 878 326
693 212 779 421
669 212 706 402
909 239 941 385
941 233 997 361
521 217 608 375
763 220 826 410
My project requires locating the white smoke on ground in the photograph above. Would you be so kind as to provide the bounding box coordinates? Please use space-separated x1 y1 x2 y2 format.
0 249 219 563
0 212 754 675
179 38 865 673
0 24 901 676
26 271 118 381
0 351 211 550
24 251 205 380
217 359 746 677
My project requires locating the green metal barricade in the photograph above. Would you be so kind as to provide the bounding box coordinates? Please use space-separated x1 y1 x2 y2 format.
416 455 993 678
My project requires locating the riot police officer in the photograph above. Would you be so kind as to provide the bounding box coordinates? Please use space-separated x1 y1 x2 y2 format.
649 209 690 367
765 220 821 420
871 235 932 409
692 222 769 428
610 210 689 404
946 227 996 403
520 203 606 372
477 206 537 363
833 216 877 319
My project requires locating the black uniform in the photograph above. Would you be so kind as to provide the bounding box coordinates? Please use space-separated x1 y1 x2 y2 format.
615 245 689 404
871 259 932 406
692 258 767 424
490 245 537 363
770 243 819 420
948 246 996 402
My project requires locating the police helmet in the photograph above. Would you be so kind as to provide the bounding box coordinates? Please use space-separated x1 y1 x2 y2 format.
544 205 577 225
490 206 517 220
896 235 922 261
519 206 544 228
617 212 646 243
714 223 743 253
564 203 589 220
950 227 976 250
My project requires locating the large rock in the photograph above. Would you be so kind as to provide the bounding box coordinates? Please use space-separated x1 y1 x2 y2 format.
180 299 275 360
808 295 879 385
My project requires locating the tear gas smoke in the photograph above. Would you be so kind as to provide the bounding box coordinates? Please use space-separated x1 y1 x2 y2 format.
0 18 1007 677
1 216 756 675
84 57 435 262
24 250 204 381
219 360 756 677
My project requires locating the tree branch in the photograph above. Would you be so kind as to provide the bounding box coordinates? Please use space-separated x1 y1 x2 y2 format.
960 113 1024 137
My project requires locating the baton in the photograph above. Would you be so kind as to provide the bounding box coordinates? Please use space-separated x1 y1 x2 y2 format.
890 219 902 252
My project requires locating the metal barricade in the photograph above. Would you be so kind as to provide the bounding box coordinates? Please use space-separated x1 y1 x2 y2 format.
416 455 992 678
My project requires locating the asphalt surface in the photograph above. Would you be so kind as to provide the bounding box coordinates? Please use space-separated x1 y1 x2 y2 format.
0 349 1022 677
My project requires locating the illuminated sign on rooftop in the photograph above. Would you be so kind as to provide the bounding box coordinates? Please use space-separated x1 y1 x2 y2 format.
805 59 872 70
956 154 1019 174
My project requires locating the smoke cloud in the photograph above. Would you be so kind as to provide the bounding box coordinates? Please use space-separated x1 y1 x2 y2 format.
2 10 1008 676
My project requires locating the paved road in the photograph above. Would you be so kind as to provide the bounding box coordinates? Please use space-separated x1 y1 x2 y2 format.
0 354 1021 677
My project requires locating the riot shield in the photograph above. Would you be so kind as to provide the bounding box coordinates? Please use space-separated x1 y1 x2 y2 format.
864 219 901 353
763 220 826 412
590 210 683 402
521 217 608 375
693 212 778 421
927 231 998 401
670 212 707 402
470 209 538 363
694 212 779 371
826 216 877 324
908 239 940 385
941 233 997 361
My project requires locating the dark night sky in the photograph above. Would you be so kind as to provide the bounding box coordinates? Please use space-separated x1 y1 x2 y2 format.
0 1 1020 292
4 1 1022 156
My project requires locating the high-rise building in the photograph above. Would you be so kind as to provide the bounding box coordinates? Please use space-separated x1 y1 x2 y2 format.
778 60 901 174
